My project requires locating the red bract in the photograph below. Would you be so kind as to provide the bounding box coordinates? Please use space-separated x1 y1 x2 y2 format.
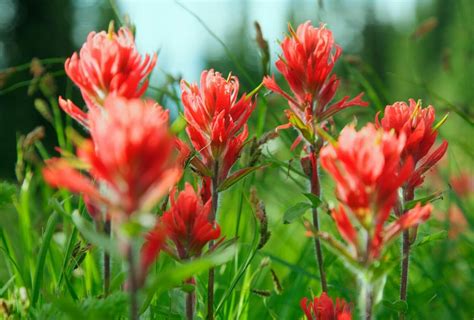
263 21 367 144
140 222 167 277
161 183 221 259
300 292 352 320
376 99 448 199
181 69 256 183
320 124 431 260
60 26 157 127
43 96 182 217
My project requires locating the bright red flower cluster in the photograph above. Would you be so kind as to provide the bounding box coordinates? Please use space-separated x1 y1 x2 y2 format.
59 26 157 128
320 124 432 260
263 21 367 144
140 183 221 275
376 99 448 199
300 292 351 320
43 96 182 217
161 183 221 259
181 69 256 183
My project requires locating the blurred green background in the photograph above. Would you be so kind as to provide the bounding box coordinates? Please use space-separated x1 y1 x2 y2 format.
0 0 473 318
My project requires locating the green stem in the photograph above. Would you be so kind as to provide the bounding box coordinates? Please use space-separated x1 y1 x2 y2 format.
309 155 328 292
186 289 195 320
400 193 414 319
207 163 220 320
126 242 138 320
358 277 374 320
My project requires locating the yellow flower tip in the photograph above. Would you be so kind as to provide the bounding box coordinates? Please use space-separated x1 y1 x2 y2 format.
107 20 115 39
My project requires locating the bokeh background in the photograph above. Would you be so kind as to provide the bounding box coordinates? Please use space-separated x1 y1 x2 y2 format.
0 0 473 318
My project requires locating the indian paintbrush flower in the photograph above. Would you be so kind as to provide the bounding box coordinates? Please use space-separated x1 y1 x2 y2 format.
181 69 256 184
59 24 157 128
375 99 448 200
263 21 367 146
300 292 352 320
319 124 432 262
43 96 182 218
160 183 221 260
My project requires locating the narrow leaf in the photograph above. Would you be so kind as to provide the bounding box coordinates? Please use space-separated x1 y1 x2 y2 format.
404 191 444 210
32 211 60 306
218 165 266 192
413 230 448 248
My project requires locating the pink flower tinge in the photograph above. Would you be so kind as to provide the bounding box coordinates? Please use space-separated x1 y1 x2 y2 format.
181 69 256 183
300 292 352 320
451 172 474 199
161 183 221 259
320 124 432 261
263 21 367 145
376 99 448 199
43 96 183 218
60 26 157 127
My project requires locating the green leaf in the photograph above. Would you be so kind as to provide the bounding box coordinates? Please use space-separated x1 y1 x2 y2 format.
32 211 60 307
283 202 311 224
413 230 448 248
404 191 444 210
0 275 15 296
302 193 322 208
218 165 266 192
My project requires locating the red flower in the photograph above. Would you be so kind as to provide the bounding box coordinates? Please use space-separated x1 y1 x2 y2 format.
43 96 182 217
60 26 157 127
376 99 448 199
140 222 168 276
320 124 431 260
300 292 352 320
263 21 367 145
160 183 221 259
181 69 256 183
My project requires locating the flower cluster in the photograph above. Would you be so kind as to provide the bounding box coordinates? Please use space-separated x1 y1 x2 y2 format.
300 292 352 320
43 96 182 218
59 25 157 128
320 124 432 261
264 21 367 146
181 69 256 183
376 99 448 200
161 183 221 260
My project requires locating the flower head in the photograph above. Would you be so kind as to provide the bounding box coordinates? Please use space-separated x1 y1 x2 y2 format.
161 183 221 259
181 69 256 182
60 25 157 127
263 22 367 145
300 292 352 320
43 96 182 218
376 99 448 199
320 124 431 261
